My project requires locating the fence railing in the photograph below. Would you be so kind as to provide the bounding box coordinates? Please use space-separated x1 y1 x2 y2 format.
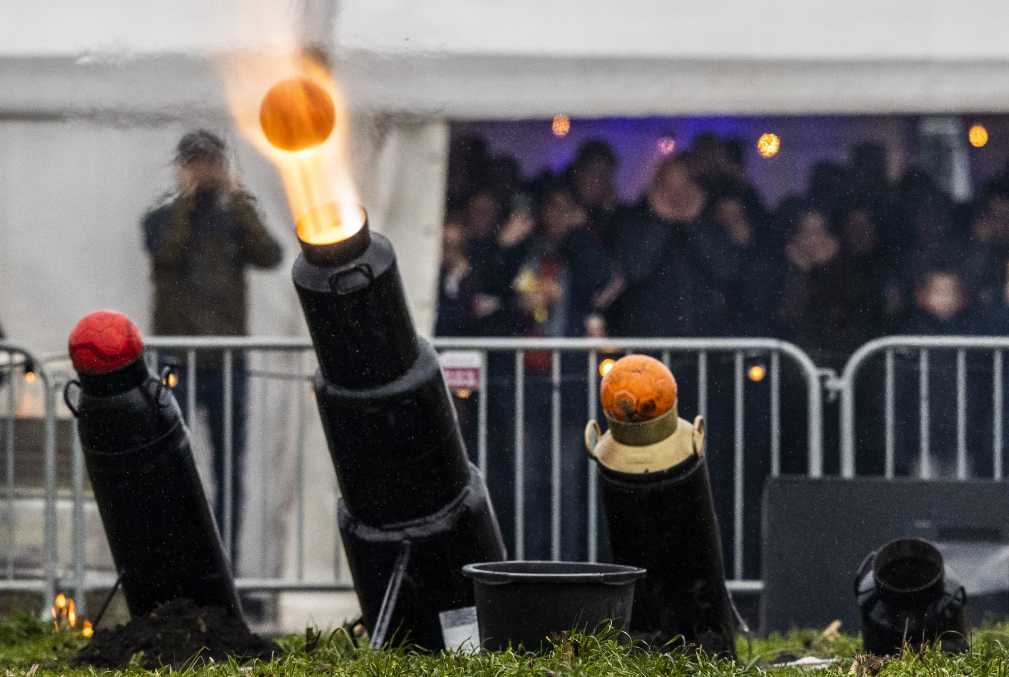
17 333 972 613
432 337 824 586
839 336 1009 480
0 341 57 604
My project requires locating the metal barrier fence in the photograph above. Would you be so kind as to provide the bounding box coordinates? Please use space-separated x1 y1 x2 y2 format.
839 336 1009 480
434 337 824 591
141 337 342 599
0 341 57 604
3 336 823 611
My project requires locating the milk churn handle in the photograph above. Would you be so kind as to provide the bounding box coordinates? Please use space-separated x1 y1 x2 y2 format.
935 584 966 617
63 380 81 418
692 416 706 457
854 551 876 596
154 365 175 409
584 420 602 462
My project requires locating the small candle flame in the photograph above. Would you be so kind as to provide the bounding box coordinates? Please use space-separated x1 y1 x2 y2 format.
599 359 616 377
82 620 93 638
51 593 81 632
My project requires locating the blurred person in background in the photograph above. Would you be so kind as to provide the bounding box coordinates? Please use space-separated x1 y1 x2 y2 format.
772 202 865 475
142 130 283 563
893 169 965 296
446 133 490 213
706 182 775 336
565 140 625 320
840 202 899 338
688 133 769 239
566 140 619 243
506 181 617 560
807 161 851 226
687 133 737 190
897 265 989 477
966 178 1009 311
511 183 615 341
607 154 739 338
849 142 891 207
907 266 979 335
457 188 518 337
838 200 903 475
448 187 533 552
486 155 523 214
773 203 869 362
435 217 478 337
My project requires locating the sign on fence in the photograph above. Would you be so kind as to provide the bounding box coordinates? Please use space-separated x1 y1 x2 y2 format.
439 351 482 391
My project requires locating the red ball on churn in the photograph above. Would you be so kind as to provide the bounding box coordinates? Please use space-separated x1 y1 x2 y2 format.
68 310 144 374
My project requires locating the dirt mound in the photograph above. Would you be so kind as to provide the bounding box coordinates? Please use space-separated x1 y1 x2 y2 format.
73 598 280 669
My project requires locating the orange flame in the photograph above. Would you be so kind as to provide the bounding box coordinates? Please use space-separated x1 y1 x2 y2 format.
52 594 67 631
225 51 361 244
82 620 94 638
68 599 76 628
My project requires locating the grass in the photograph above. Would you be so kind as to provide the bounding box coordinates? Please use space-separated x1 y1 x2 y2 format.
4 611 1009 677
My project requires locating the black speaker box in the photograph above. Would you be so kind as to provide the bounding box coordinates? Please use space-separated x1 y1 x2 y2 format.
762 476 1009 634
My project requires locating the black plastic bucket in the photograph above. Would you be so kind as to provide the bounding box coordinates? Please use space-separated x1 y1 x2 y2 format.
462 561 646 651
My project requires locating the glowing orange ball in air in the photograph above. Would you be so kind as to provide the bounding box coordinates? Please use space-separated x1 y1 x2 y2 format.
260 77 336 152
600 355 677 423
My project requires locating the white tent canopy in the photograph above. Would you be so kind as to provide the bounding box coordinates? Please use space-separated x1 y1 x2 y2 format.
336 0 1009 118
7 1 1009 121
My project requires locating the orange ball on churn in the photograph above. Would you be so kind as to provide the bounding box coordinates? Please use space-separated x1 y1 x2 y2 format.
259 77 336 152
600 355 677 423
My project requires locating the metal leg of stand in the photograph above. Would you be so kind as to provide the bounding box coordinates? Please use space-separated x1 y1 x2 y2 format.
369 542 413 649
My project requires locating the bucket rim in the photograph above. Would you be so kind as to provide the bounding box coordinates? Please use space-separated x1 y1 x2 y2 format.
462 560 646 586
871 537 945 601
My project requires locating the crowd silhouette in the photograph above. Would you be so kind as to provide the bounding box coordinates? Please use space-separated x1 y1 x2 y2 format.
438 132 1009 355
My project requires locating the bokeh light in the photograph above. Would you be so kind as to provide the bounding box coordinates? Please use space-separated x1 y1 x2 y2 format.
757 133 780 158
657 135 676 155
599 359 616 377
552 115 571 137
969 124 989 148
748 365 766 382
